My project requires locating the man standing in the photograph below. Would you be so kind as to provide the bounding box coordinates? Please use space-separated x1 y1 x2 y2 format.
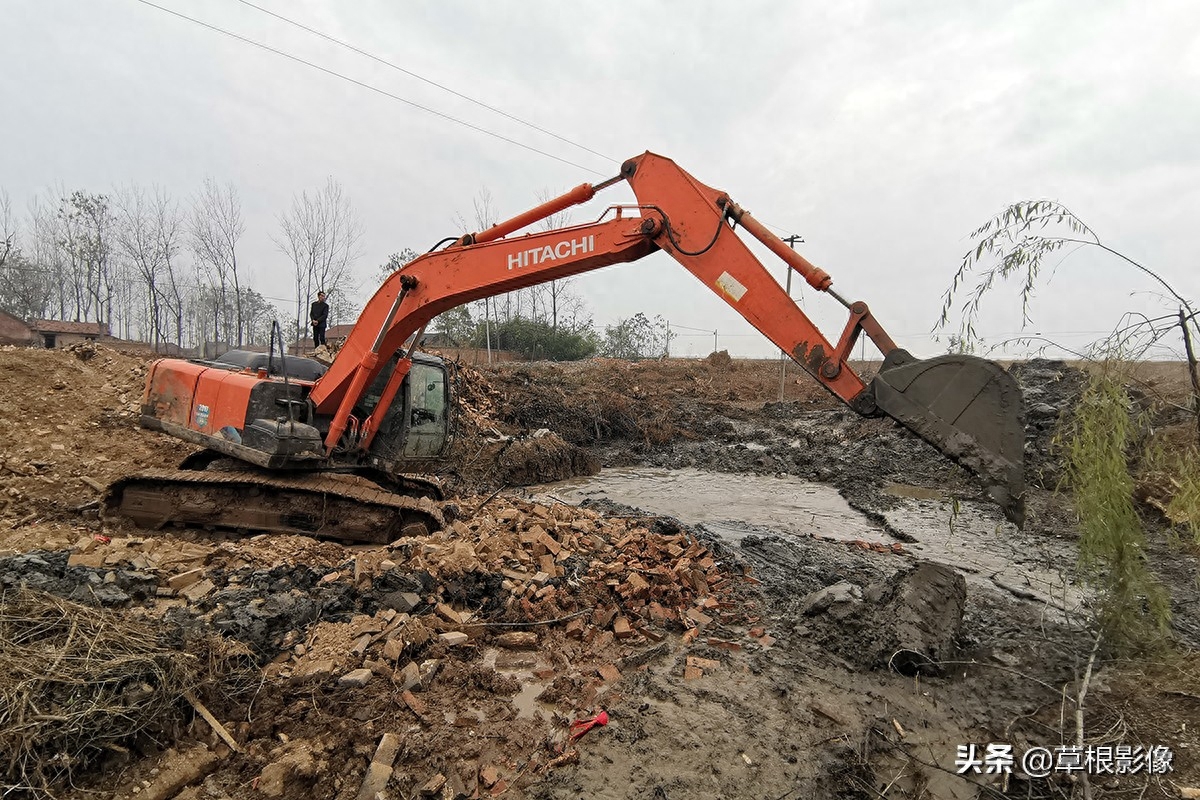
310 291 329 348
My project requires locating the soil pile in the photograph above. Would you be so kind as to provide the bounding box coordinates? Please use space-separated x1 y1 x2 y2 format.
0 344 191 541
1008 358 1088 488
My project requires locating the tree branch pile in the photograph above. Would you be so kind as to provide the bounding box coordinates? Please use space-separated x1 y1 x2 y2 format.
0 590 206 797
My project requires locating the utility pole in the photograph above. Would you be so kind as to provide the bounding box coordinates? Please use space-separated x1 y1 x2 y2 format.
779 233 804 401
713 330 718 353
665 319 671 358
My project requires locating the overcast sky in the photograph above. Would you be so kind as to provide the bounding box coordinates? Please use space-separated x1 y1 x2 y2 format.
3 0 1198 358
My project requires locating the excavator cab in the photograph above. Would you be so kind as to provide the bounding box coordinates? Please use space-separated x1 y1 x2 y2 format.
359 352 451 466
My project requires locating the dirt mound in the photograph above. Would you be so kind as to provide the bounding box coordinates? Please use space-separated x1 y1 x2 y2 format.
438 362 602 492
0 483 760 799
704 349 733 369
0 344 191 545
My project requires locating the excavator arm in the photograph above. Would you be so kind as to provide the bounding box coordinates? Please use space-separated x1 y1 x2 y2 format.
310 152 1026 525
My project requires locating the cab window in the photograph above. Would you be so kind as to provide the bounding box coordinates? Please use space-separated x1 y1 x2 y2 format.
408 363 445 430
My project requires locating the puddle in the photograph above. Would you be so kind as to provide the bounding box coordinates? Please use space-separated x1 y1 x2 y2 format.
533 467 1084 613
483 648 554 720
532 467 888 544
884 482 946 501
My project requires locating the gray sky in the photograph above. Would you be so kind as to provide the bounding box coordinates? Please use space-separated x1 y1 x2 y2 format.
3 0 1198 358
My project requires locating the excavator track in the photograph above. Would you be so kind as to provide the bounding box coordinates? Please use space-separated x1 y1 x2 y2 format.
103 469 444 544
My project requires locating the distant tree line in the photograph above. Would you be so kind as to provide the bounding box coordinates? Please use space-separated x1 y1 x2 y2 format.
0 176 674 362
0 178 363 350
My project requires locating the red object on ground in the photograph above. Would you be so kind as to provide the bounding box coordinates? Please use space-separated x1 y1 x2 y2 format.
93 535 111 544
569 710 609 742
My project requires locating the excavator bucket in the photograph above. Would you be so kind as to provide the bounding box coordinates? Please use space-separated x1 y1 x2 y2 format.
867 350 1026 527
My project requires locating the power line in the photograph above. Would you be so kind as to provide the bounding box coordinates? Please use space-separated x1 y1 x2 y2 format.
134 1 806 239
236 0 616 166
131 0 607 177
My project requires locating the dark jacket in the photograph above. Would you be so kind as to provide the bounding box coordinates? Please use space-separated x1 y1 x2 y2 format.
310 300 329 326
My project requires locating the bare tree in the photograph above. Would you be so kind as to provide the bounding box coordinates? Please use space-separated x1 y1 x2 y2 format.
57 192 114 326
454 188 500 348
536 188 577 330
275 178 364 342
161 235 190 349
116 184 183 348
0 189 13 269
26 194 66 320
0 189 55 320
189 178 245 346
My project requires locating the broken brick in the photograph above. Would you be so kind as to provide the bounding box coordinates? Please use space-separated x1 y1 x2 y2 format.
401 690 428 718
597 664 621 682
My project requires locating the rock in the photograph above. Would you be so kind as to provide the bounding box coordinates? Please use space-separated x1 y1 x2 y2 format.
168 568 204 590
439 631 469 647
398 661 422 690
338 668 373 688
354 733 402 800
381 590 423 613
180 579 215 604
800 580 864 616
418 774 446 796
382 636 406 662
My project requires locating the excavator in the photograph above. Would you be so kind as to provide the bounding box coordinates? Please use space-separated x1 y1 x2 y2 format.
103 152 1026 542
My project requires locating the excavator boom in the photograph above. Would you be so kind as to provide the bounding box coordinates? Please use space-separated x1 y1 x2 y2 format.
310 152 1026 524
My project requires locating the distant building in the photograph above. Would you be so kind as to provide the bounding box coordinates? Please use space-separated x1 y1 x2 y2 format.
326 323 355 342
31 319 113 349
0 310 35 345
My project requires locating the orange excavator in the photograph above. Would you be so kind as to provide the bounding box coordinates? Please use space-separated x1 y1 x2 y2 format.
104 152 1026 541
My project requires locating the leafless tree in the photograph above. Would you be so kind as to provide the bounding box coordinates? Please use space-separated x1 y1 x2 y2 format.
189 178 245 346
0 189 55 320
536 188 577 330
275 178 364 342
56 191 115 327
0 189 14 269
116 184 183 348
454 187 501 341
25 194 65 320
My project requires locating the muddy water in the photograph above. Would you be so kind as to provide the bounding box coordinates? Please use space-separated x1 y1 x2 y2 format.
482 648 555 720
533 467 1084 613
533 467 887 544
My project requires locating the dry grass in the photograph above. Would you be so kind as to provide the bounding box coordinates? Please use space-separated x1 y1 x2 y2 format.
0 590 240 797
